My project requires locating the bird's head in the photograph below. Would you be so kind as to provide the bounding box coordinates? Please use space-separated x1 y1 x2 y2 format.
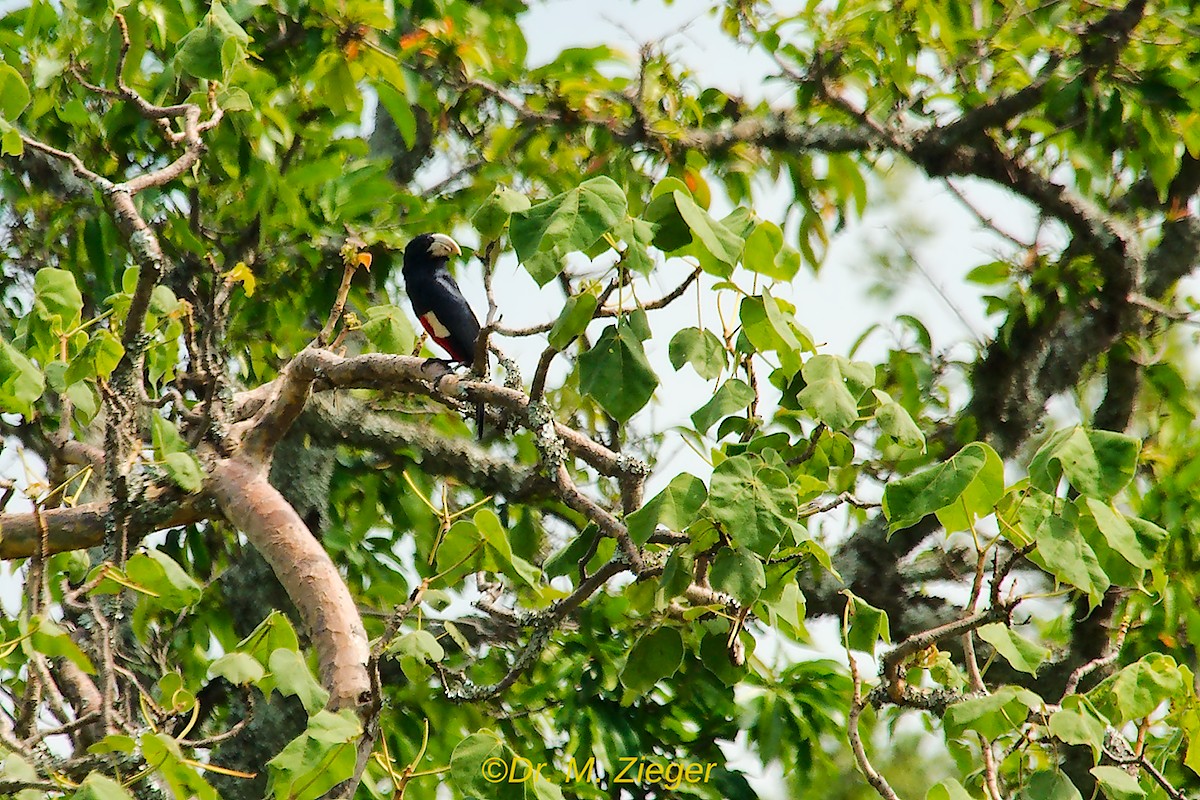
403 232 462 272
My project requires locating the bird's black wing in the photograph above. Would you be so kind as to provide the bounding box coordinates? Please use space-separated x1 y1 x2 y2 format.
422 271 481 364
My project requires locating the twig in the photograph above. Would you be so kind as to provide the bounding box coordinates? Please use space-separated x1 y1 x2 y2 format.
945 179 1034 249
179 690 256 748
528 347 558 404
787 423 826 466
494 268 700 337
318 251 367 347
881 605 1009 703
1106 751 1187 800
847 647 902 800
798 492 880 519
472 240 502 377
445 559 628 702
1127 292 1200 326
1061 610 1132 698
25 709 102 746
978 733 1002 800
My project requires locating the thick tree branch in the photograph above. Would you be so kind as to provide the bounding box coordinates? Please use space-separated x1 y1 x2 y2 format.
0 490 210 559
298 395 555 501
206 457 369 711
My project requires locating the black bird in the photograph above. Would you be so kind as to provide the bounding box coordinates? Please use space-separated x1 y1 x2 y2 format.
402 232 486 432
402 233 481 363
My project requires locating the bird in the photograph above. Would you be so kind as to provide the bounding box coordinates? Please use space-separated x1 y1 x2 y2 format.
402 232 486 433
402 233 480 363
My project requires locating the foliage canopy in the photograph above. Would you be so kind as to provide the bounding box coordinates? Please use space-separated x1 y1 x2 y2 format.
2 1 1200 799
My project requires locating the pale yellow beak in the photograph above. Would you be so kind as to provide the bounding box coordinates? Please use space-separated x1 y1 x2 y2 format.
428 233 462 258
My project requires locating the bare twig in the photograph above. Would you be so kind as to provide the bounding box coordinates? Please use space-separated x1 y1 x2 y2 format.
318 251 367 347
945 179 1034 249
494 268 700 337
847 648 901 800
444 558 628 702
1062 611 1132 698
179 691 256 749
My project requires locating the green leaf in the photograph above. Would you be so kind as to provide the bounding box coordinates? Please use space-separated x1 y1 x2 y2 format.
34 267 84 330
644 184 694 252
216 86 252 112
544 527 601 579
739 293 810 377
708 547 766 603
934 444 1004 533
0 64 30 120
613 216 657 275
1 752 41 800
548 292 598 351
163 452 204 493
1106 654 1188 723
1018 771 1082 800
0 338 44 416
691 378 755 433
624 473 706 545
965 261 1011 286
873 390 926 450
125 550 202 610
1048 696 1108 760
87 734 136 755
976 623 1049 675
66 330 124 384
268 648 330 714
699 628 751 685
1028 426 1140 501
151 414 188 457
140 730 217 800
1027 514 1109 609
764 580 807 636
475 509 516 571
706 455 798 556
742 220 800 280
173 1 250 80
434 518 485 584
926 779 976 800
375 82 418 149
32 616 95 673
473 185 532 240
237 610 300 663
944 686 1041 741
668 327 726 380
387 630 445 664
844 593 890 654
362 305 416 354
620 627 684 694
882 442 1003 533
268 710 361 800
673 191 744 268
578 322 658 421
71 773 135 800
511 177 627 286
1 126 22 156
797 354 870 430
1089 767 1145 800
1083 498 1153 569
209 652 265 685
450 731 522 800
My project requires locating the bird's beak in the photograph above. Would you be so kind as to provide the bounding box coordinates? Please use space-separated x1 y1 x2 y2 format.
428 233 462 258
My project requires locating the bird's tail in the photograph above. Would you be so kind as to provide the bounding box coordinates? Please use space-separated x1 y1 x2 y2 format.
475 401 486 441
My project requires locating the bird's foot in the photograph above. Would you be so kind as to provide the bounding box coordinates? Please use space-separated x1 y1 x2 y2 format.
420 357 456 380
